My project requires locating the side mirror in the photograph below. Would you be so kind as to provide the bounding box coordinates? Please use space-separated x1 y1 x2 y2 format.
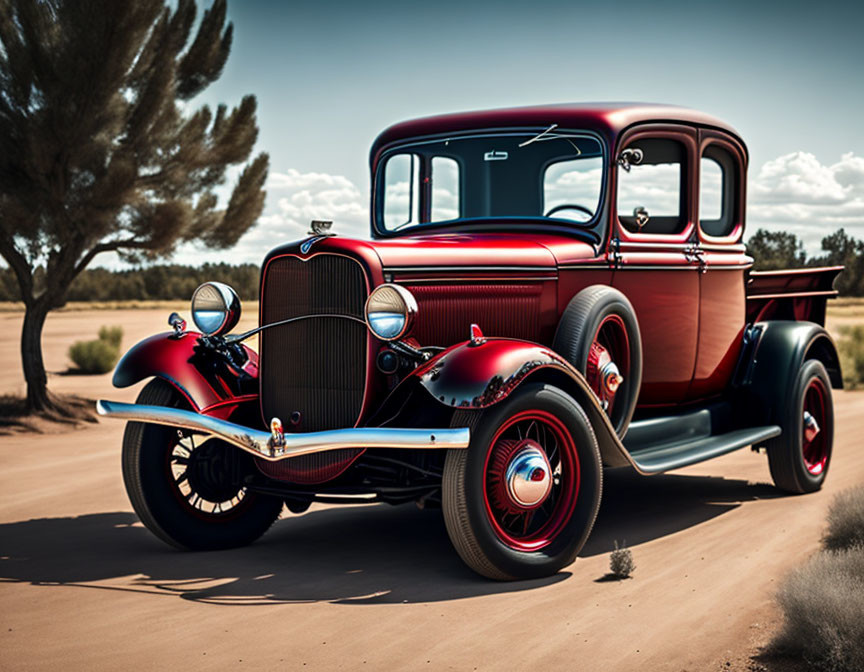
633 206 650 230
617 148 644 172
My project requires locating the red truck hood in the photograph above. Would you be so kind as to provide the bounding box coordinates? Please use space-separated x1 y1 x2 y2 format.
299 232 599 269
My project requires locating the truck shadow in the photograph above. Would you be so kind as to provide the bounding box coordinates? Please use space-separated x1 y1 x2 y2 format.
0 471 782 605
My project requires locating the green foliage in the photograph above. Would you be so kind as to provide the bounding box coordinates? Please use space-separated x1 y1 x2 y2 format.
609 541 635 579
746 229 807 271
746 228 864 296
68 326 124 374
823 488 864 552
838 326 864 389
771 546 864 672
97 325 123 349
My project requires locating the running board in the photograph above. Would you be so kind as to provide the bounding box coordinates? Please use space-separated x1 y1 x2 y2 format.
625 424 781 474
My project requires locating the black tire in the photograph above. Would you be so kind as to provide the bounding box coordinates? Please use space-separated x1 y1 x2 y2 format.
122 379 283 550
766 359 834 494
442 383 602 580
553 285 642 437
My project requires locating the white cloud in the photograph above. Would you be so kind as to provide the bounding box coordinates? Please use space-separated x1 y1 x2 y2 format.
169 168 370 266
747 152 864 253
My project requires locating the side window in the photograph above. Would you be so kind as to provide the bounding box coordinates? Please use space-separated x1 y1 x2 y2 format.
700 145 737 237
383 153 420 230
543 156 603 223
617 138 685 234
430 156 460 222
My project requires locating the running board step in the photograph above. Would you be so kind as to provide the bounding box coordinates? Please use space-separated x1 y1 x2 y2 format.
626 425 781 474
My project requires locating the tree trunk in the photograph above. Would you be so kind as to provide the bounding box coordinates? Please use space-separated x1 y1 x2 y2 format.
21 300 53 412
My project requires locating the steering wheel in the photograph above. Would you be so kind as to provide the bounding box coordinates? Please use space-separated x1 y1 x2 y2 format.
544 203 594 219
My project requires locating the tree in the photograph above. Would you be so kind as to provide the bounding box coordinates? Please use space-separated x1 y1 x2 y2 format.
0 0 268 416
811 228 864 296
746 229 807 271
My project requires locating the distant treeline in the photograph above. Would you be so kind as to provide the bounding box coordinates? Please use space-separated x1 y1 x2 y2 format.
1 227 862 302
0 263 261 302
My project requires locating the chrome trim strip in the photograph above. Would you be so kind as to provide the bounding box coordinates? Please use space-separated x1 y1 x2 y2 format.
383 265 555 273
97 400 470 461
557 264 609 270
616 264 751 271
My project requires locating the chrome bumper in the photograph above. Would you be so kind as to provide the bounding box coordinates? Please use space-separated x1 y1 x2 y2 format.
96 400 470 462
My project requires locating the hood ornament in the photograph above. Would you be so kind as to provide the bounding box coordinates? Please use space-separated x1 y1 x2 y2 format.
301 220 337 254
309 220 334 236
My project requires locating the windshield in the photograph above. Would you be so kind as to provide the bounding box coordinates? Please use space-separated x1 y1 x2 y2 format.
375 131 605 234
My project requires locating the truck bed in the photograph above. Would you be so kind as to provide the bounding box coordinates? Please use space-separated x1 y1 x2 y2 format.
745 265 843 326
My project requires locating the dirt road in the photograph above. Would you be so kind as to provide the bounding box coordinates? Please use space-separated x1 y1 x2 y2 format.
1 308 863 671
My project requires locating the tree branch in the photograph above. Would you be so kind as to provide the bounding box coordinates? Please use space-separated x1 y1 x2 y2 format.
0 227 34 303
74 238 155 276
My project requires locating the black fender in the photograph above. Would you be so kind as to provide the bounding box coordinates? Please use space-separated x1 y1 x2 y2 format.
405 338 633 468
738 320 842 427
112 332 259 416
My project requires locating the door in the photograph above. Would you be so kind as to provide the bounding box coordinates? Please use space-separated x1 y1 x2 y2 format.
611 125 701 406
689 131 750 399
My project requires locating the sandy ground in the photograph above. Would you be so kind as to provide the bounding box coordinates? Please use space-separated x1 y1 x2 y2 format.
1 307 863 671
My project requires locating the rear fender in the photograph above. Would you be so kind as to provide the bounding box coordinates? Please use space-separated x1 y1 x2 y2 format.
738 320 842 426
407 338 633 468
112 332 259 418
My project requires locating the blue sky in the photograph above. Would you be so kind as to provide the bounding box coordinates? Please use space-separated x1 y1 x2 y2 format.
153 0 864 265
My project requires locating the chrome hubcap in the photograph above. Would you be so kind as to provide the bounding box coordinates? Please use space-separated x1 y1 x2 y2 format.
505 443 553 508
803 410 821 443
600 360 624 394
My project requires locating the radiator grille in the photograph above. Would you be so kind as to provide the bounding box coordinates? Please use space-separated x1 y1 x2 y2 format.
259 254 368 432
406 283 543 346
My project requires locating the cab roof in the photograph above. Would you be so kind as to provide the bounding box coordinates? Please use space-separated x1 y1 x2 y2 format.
370 103 745 167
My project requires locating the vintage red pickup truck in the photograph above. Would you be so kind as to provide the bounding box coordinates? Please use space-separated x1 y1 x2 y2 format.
98 104 843 580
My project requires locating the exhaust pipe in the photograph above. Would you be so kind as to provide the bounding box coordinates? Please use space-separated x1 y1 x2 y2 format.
96 400 470 462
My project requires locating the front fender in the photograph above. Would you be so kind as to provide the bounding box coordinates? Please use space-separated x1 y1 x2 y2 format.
741 320 842 426
409 338 634 468
112 331 259 416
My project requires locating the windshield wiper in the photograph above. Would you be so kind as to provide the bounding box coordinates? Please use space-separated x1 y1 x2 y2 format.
518 124 559 147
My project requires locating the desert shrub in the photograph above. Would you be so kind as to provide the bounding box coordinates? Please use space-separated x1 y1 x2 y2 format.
822 487 864 552
838 326 864 389
97 325 123 349
68 325 123 374
609 541 635 579
771 546 864 672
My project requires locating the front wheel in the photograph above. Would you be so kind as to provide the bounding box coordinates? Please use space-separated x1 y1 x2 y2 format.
766 359 834 494
122 379 284 550
442 383 602 580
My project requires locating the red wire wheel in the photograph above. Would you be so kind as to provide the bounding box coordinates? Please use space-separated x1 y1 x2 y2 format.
483 409 580 552
801 376 829 476
586 314 631 422
553 285 642 437
443 382 603 580
766 359 834 494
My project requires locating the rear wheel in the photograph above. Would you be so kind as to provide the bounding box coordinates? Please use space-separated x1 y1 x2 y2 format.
442 383 602 580
766 359 834 494
122 379 283 550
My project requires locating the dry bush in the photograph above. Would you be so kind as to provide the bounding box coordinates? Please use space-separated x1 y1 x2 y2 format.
822 487 864 552
609 541 635 579
771 546 864 671
68 325 123 374
838 326 864 389
98 325 123 349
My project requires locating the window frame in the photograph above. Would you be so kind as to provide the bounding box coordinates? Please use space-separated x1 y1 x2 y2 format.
371 128 608 239
611 124 698 246
697 131 747 245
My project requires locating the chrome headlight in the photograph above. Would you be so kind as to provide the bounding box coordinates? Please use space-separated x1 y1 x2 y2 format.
364 284 417 341
190 282 241 336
